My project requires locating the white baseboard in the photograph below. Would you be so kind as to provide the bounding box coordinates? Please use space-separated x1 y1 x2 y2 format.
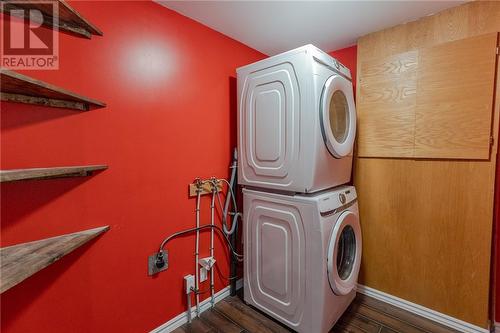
150 279 244 333
357 285 489 333
236 278 243 290
150 286 230 333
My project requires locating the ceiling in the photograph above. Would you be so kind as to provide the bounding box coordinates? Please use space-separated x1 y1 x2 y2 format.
157 1 465 55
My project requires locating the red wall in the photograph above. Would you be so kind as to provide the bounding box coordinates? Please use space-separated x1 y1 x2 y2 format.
0 2 264 332
4 0 496 328
329 45 357 95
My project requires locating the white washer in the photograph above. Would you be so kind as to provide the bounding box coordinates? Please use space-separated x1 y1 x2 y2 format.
243 186 362 333
237 44 356 193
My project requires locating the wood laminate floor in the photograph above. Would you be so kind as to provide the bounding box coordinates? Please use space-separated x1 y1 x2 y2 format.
172 293 460 333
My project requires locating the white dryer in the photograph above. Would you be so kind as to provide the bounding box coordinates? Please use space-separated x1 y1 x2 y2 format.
243 186 362 333
237 44 356 193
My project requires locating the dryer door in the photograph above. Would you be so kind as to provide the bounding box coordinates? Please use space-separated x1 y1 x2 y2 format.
327 210 362 296
320 75 356 158
239 61 300 189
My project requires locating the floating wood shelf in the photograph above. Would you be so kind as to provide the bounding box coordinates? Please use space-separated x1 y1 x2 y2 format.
0 226 109 293
0 0 102 38
0 165 108 183
1 69 106 111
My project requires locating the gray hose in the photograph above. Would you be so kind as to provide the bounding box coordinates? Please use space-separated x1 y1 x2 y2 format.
223 149 238 218
214 179 240 235
217 149 240 235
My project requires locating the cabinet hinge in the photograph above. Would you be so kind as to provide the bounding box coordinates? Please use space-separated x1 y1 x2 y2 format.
497 46 499 55
490 136 495 146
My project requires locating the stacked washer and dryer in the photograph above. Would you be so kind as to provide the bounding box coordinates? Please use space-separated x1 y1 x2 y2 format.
237 44 361 333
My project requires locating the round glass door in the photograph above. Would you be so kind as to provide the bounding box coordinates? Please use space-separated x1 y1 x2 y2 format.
336 225 356 280
329 91 350 144
327 211 362 296
320 75 356 158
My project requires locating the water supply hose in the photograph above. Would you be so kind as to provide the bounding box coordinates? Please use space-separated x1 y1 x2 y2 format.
209 190 215 307
194 190 201 316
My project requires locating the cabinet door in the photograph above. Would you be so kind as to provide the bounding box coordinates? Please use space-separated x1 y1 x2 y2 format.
357 32 498 159
357 51 418 157
414 32 498 159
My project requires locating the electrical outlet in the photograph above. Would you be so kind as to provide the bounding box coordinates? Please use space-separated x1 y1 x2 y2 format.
148 250 168 276
184 275 195 294
200 267 207 282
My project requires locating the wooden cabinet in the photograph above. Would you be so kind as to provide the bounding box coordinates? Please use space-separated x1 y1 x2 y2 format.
357 32 498 159
355 2 500 328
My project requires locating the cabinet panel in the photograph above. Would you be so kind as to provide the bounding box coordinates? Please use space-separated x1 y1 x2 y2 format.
414 33 498 159
358 1 500 62
355 156 496 327
357 51 418 157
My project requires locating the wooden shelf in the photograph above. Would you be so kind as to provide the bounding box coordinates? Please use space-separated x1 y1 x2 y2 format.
0 165 108 183
0 226 109 293
0 0 102 38
1 69 106 111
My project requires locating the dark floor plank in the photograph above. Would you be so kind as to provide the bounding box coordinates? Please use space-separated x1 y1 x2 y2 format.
335 307 381 333
379 327 398 333
356 294 460 333
182 317 216 333
224 297 291 333
334 323 368 333
201 308 245 333
215 301 274 333
354 302 427 333
216 297 289 333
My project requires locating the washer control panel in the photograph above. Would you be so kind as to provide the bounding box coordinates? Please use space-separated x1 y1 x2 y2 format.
318 186 357 215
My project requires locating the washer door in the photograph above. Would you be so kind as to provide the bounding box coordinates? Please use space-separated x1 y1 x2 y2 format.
320 75 356 158
327 210 362 296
